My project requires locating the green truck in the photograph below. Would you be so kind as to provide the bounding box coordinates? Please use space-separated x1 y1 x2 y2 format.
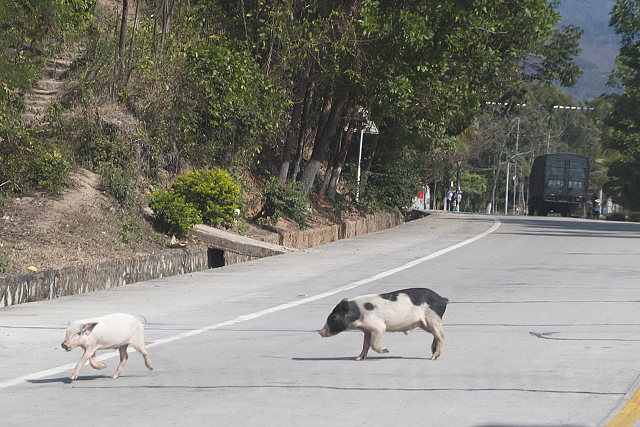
528 153 589 217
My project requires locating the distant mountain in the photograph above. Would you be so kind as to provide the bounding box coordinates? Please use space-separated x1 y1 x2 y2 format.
556 0 622 101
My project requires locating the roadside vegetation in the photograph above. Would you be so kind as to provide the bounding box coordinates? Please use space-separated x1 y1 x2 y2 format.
2 0 640 251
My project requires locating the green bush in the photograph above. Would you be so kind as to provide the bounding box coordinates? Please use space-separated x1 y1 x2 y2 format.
0 243 9 273
0 132 71 194
96 161 136 207
628 211 640 223
367 167 421 211
606 212 627 222
147 188 202 235
172 169 242 226
254 176 309 230
33 146 72 193
118 217 143 246
147 169 242 235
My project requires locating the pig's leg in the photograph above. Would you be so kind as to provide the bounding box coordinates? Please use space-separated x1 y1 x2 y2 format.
356 331 372 361
89 356 107 370
111 344 129 379
421 321 445 360
69 348 94 380
430 323 445 360
131 339 154 371
369 330 389 355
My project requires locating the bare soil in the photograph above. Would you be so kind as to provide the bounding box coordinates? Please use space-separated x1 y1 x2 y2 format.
0 168 164 277
0 167 367 278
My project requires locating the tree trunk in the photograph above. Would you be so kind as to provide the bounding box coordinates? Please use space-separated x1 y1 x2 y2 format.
319 128 343 196
119 0 128 73
486 147 505 214
300 92 347 195
327 126 355 200
358 133 379 197
128 0 141 70
279 58 314 182
295 85 332 183
291 79 316 181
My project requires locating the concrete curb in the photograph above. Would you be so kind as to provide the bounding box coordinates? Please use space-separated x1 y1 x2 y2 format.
0 210 403 307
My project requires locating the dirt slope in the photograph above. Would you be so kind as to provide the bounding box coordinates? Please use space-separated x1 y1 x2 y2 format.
0 168 169 277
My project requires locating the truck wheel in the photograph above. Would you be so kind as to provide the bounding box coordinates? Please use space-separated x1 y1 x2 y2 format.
537 201 547 216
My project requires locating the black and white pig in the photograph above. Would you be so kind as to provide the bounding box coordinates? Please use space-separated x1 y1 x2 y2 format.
318 288 448 360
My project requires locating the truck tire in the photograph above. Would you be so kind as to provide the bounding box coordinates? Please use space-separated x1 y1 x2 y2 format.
537 200 547 216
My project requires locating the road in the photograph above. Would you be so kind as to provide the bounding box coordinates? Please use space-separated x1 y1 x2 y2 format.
1 212 640 427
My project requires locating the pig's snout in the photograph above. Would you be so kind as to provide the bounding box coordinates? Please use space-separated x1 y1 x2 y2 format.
61 342 71 351
318 328 332 338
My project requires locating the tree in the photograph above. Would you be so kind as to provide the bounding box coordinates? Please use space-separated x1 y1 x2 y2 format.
604 0 640 210
335 0 583 205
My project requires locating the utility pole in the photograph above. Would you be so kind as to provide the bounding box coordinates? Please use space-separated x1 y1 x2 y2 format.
487 102 593 216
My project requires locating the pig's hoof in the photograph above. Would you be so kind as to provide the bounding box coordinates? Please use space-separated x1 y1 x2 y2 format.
373 347 389 354
111 374 120 379
430 353 440 360
68 374 77 381
355 355 365 361
95 363 107 370
145 357 154 370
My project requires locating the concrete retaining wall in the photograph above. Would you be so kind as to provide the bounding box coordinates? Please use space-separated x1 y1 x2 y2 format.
278 211 403 249
0 211 403 307
0 248 208 308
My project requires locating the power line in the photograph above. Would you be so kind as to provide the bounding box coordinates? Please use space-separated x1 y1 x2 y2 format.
485 102 594 111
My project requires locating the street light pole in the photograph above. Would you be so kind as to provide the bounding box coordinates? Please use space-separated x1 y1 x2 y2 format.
505 117 519 215
355 109 378 203
356 121 365 202
504 161 510 215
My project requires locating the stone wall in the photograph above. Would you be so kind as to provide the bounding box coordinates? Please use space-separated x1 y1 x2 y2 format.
0 211 404 307
0 248 208 308
278 211 403 249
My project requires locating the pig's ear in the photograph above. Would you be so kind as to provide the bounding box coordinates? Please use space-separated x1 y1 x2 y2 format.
339 298 350 312
79 322 99 336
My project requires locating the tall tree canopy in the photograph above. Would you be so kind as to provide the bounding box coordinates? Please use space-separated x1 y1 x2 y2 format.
606 0 640 210
1 0 584 211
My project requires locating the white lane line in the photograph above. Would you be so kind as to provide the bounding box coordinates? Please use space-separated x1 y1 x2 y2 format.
0 217 500 389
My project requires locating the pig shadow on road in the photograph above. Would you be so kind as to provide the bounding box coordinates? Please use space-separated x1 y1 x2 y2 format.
476 425 585 427
292 355 429 361
28 375 110 384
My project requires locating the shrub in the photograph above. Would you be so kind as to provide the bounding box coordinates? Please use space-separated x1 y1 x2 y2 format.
0 133 72 195
147 169 242 235
118 217 143 246
628 211 640 223
172 169 242 227
606 212 627 222
96 161 136 207
0 243 9 273
33 146 72 193
253 176 309 230
147 188 202 235
366 167 421 211
88 140 137 207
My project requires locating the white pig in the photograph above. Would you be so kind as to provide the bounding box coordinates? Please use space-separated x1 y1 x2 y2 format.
319 288 448 360
61 313 154 380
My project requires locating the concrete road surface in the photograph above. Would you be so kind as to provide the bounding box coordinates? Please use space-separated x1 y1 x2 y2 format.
1 212 640 427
